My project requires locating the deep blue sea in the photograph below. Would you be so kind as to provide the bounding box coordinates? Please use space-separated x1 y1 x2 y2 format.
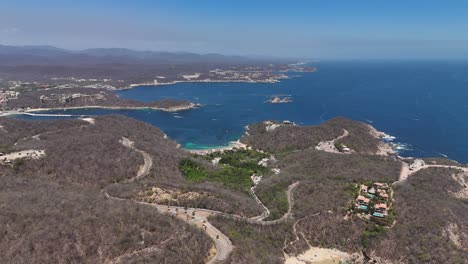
16 61 468 163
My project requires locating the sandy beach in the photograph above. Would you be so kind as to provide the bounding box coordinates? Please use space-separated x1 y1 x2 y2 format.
186 140 247 155
285 247 350 264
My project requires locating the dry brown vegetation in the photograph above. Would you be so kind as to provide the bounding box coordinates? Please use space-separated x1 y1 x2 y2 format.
0 115 258 263
0 172 212 264
241 117 383 154
367 168 468 263
422 157 468 167
209 217 294 264
2 115 466 263
0 114 271 263
254 145 401 220
130 183 262 217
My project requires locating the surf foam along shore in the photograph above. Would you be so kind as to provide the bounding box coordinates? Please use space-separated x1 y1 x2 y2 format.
368 127 413 157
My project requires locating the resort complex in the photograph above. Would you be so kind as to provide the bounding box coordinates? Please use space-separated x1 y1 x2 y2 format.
353 182 394 225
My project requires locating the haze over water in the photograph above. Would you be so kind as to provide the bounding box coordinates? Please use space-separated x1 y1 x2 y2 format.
23 61 468 163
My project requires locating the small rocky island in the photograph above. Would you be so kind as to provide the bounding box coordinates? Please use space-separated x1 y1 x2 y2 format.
267 96 293 104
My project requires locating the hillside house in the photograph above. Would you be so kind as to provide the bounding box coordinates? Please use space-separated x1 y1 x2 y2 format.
356 195 370 205
379 190 389 200
356 195 370 210
374 182 389 190
375 203 387 213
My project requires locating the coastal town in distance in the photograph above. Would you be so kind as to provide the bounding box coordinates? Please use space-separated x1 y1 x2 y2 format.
1 1 467 264
0 47 314 115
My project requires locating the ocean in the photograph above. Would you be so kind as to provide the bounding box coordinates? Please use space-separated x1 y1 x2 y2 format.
15 61 468 163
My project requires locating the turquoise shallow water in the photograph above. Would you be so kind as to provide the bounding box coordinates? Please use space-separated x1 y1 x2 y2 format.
16 61 468 163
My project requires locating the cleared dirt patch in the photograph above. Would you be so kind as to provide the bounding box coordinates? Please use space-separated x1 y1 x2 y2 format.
0 149 45 163
285 247 350 264
138 186 207 204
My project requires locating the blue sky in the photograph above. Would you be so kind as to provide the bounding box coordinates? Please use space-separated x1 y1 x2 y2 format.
1 0 467 59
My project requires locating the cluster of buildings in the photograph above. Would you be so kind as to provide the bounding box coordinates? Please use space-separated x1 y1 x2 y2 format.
355 182 392 221
39 92 106 104
6 80 37 89
0 90 19 111
47 78 117 90
0 90 19 100
50 77 113 83
207 69 288 83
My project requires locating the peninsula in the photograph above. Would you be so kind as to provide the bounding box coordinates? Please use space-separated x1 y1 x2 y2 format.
0 87 199 115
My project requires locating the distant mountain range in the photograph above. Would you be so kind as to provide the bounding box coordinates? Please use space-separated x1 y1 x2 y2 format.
0 45 289 66
0 44 297 87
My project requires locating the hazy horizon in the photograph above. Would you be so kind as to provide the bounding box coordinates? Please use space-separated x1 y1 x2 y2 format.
1 1 468 59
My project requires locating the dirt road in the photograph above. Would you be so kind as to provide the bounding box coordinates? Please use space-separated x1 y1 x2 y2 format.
397 161 468 183
315 129 349 153
120 137 153 182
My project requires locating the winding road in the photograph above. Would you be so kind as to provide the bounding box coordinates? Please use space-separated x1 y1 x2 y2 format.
120 137 153 182
249 185 271 221
315 129 350 153
397 161 468 183
109 137 300 263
